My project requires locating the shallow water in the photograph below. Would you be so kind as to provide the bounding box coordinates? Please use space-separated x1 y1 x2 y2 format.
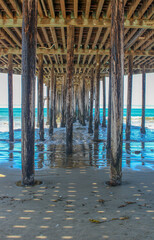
0 116 154 171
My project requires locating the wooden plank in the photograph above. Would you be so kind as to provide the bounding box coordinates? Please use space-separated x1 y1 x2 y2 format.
85 0 91 18
60 0 66 18
138 0 153 19
61 27 66 49
127 0 141 19
21 0 37 186
47 0 55 18
0 0 13 18
0 18 154 29
9 0 22 16
74 0 78 18
96 0 105 19
38 0 44 17
3 28 22 47
8 53 14 141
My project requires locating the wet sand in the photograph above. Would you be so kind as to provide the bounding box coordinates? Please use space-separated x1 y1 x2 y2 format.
0 167 154 240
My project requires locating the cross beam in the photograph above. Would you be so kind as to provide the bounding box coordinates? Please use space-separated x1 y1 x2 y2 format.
0 17 153 29
0 48 154 57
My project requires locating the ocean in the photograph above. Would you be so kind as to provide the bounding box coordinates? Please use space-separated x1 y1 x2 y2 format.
0 108 154 171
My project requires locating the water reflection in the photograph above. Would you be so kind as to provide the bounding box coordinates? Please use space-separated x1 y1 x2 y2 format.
0 121 153 171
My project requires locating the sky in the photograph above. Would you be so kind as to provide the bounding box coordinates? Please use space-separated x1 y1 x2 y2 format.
0 72 154 108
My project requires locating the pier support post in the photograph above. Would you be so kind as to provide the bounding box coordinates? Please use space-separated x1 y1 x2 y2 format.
88 69 94 133
107 66 111 154
21 0 37 185
141 67 146 134
102 76 106 128
8 54 14 142
109 0 124 186
61 75 66 127
54 76 57 128
46 81 50 125
38 54 44 141
126 55 133 140
81 76 86 126
66 25 74 153
49 67 54 135
94 55 100 139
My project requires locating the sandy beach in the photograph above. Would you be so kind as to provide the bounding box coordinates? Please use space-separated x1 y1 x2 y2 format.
0 166 154 240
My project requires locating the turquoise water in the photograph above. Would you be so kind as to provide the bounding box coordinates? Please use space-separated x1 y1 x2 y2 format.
0 108 154 121
0 107 154 171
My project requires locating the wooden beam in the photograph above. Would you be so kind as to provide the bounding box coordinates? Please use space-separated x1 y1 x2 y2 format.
38 0 44 17
61 27 66 49
9 0 22 16
47 0 55 18
60 0 66 18
0 0 13 18
74 0 78 19
138 0 153 19
85 0 91 19
0 17 153 29
127 0 141 19
0 48 153 57
96 0 105 19
3 28 22 47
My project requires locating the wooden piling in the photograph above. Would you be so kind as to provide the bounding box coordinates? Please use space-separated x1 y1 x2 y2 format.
107 64 111 153
126 55 133 140
49 67 54 135
88 69 94 133
38 54 44 141
141 67 146 134
8 54 14 142
102 76 106 128
54 76 57 128
81 76 86 126
37 78 40 128
66 25 74 153
61 76 66 127
94 55 101 139
110 0 124 186
46 81 50 125
21 0 37 185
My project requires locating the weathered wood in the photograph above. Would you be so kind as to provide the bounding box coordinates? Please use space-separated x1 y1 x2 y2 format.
49 67 54 135
8 53 14 142
66 25 74 153
126 55 133 140
46 81 50 125
106 63 111 152
21 0 38 186
0 17 154 29
73 85 77 122
54 76 57 128
88 69 94 133
102 76 106 128
141 67 146 134
37 78 40 128
1 48 154 57
38 54 44 141
110 0 124 186
61 76 66 127
81 76 86 126
94 55 101 139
